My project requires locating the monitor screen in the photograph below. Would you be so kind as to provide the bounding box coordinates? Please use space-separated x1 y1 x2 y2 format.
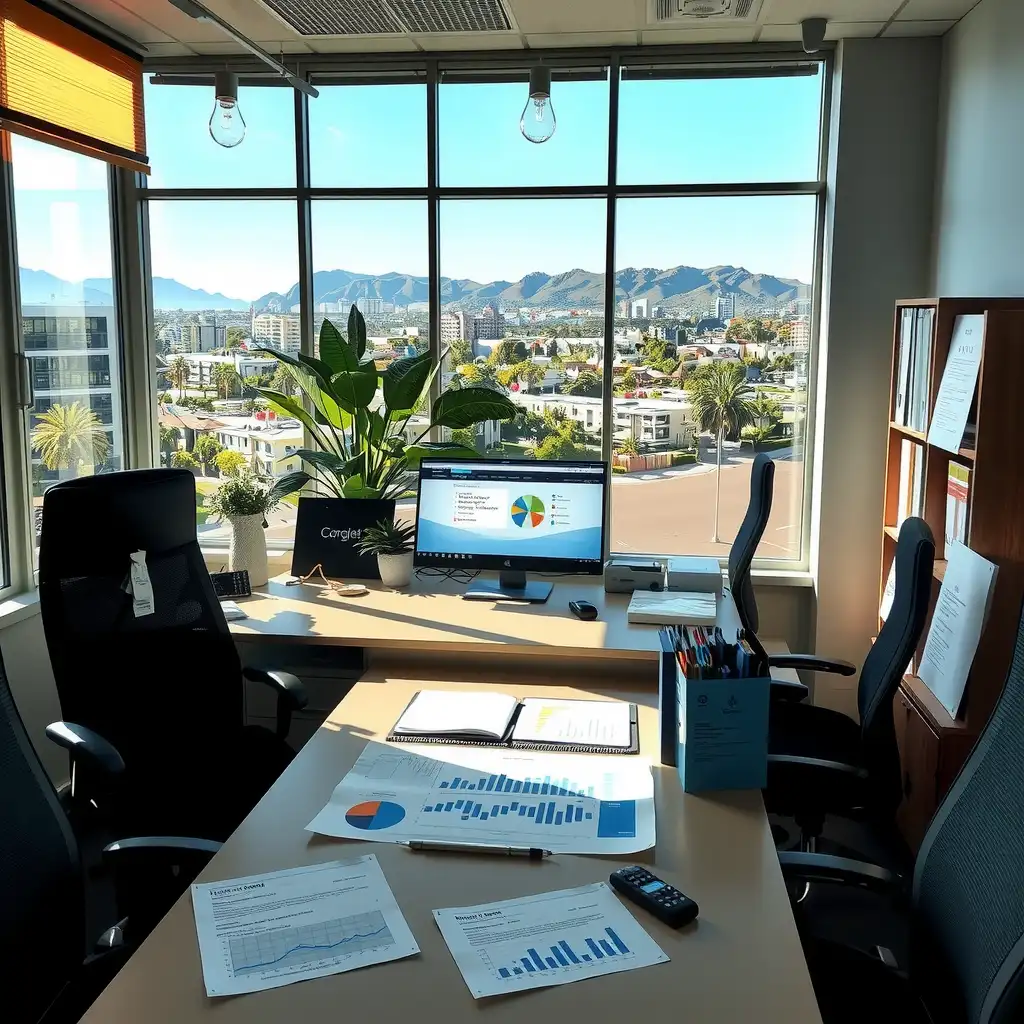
414 459 608 575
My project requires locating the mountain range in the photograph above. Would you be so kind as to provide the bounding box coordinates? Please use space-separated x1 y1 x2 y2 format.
18 263 809 314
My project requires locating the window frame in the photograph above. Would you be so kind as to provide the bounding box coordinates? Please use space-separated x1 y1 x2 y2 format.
132 45 831 572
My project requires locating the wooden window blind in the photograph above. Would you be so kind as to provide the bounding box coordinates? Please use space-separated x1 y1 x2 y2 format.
0 0 148 173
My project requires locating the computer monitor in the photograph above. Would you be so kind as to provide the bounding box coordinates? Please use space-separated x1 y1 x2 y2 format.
414 458 608 603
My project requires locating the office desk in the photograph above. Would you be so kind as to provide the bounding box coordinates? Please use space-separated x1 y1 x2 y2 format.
80 675 822 1024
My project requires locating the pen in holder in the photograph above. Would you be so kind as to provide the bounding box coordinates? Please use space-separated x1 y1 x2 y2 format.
658 625 771 793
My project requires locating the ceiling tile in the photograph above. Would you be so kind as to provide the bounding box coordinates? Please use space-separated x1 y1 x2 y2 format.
507 0 644 35
824 20 887 37
882 18 957 34
66 0 172 42
526 31 637 47
413 31 524 50
305 36 420 52
640 26 756 43
898 0 978 18
144 40 198 55
762 0 900 23
756 23 803 40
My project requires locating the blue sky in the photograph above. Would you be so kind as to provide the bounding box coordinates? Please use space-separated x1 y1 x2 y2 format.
12 69 822 302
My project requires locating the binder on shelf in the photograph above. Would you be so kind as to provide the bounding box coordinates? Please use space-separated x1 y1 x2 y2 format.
895 307 914 426
897 441 925 527
944 462 971 559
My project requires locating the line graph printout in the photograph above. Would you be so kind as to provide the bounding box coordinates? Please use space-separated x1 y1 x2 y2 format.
306 741 655 855
191 855 418 997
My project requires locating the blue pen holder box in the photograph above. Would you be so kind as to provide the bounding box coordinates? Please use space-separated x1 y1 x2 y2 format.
675 667 771 794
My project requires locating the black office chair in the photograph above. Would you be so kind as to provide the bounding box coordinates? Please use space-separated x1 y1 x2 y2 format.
729 452 857 699
779 595 1024 1024
765 516 935 850
38 469 308 841
0 649 217 1024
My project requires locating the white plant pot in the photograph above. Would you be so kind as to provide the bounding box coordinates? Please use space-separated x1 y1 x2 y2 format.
377 552 413 589
228 513 269 588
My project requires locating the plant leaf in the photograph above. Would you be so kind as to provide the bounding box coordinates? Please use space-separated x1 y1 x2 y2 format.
340 474 382 499
318 318 358 374
405 443 481 466
291 448 347 477
347 303 368 360
266 470 310 504
279 363 349 432
430 387 520 430
330 366 378 412
254 389 342 456
383 350 432 413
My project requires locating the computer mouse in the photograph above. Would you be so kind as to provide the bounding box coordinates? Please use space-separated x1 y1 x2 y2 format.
569 600 599 621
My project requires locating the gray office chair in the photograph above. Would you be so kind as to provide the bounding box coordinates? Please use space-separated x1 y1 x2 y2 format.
781 594 1024 1024
0 649 217 1023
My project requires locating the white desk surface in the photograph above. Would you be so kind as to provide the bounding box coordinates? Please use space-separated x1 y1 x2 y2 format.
80 674 822 1024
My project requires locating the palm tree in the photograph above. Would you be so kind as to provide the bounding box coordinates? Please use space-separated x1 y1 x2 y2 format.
617 435 641 457
269 362 296 397
167 355 190 399
686 362 755 542
733 317 777 347
213 363 240 399
31 402 111 473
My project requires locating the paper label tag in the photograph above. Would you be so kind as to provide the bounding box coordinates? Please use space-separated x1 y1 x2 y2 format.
129 550 155 618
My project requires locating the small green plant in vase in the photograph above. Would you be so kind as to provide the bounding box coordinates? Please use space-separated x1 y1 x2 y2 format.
356 518 416 589
206 471 284 588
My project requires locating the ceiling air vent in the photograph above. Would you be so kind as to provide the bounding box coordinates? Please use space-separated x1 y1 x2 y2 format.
650 0 762 22
258 0 513 35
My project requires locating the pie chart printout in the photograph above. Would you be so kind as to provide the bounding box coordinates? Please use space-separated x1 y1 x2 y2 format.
344 801 407 830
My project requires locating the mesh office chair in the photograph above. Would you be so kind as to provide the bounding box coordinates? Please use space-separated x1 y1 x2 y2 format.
0 650 216 1024
728 453 854 701
38 469 308 841
781 595 1024 1024
765 516 935 848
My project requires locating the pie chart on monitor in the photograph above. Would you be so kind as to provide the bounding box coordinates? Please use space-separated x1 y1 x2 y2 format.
344 800 406 830
511 495 545 528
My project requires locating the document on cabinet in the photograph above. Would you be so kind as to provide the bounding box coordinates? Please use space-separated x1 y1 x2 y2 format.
928 315 984 453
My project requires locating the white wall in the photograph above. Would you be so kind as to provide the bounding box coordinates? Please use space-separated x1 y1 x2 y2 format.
931 0 1024 294
811 38 942 716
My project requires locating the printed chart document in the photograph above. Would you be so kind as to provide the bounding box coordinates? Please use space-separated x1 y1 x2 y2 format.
513 697 633 748
307 741 655 854
434 882 669 999
919 542 999 718
928 314 984 453
191 856 419 997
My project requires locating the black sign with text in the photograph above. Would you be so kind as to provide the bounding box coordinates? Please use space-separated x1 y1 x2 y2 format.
290 498 396 581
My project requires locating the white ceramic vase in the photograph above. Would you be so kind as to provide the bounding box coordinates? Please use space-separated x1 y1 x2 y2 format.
228 513 269 588
377 552 413 589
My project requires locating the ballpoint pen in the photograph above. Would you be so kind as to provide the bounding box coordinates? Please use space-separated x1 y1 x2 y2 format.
404 841 552 860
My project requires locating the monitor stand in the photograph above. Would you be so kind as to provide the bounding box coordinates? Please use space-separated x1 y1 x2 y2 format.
463 570 553 604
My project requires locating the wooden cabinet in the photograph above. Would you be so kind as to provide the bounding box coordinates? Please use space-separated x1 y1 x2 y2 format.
882 300 1024 851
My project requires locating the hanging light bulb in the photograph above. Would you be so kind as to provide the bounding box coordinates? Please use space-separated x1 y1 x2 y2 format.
209 70 246 148
520 65 556 144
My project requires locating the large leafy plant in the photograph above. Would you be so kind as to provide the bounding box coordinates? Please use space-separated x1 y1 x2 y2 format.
257 304 519 500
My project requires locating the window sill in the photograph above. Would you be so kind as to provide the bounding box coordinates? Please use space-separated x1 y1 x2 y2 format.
0 590 41 630
750 569 814 588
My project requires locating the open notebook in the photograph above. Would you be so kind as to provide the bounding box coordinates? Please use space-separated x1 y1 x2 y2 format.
386 690 639 754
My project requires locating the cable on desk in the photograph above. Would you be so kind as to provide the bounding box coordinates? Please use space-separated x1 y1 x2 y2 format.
415 567 481 585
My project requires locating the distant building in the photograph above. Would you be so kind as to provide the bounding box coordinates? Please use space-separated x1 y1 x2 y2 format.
181 321 225 353
475 305 505 341
215 420 303 479
616 298 631 318
789 318 811 347
179 353 278 388
253 314 300 355
356 296 394 316
715 294 736 322
23 305 124 480
631 298 650 320
440 311 471 346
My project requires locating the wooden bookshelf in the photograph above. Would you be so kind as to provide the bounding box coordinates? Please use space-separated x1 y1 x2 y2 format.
882 299 1024 850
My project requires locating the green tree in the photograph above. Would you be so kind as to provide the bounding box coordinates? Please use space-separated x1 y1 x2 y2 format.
213 363 241 399
619 368 638 393
449 427 481 453
460 361 505 392
617 435 641 457
750 394 783 429
192 433 223 474
567 343 595 362
167 355 190 399
215 449 248 478
225 326 247 349
241 374 263 395
533 428 582 462
30 402 111 472
446 338 474 368
731 317 777 347
170 449 199 470
562 371 602 398
159 425 179 467
270 363 296 397
490 339 529 365
686 361 755 543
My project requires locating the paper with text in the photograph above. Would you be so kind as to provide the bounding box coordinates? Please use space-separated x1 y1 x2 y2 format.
928 315 984 453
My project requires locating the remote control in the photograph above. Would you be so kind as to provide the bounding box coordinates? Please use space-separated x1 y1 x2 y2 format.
609 866 699 928
210 570 252 599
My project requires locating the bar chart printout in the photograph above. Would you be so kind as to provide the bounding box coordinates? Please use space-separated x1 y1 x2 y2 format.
433 882 670 999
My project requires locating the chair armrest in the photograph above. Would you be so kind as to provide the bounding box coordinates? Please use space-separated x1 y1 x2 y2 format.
769 677 809 702
243 667 309 739
46 721 125 775
765 754 871 817
768 652 857 676
778 851 899 896
103 836 222 869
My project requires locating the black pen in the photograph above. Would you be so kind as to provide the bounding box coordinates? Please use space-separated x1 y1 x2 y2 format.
404 841 552 859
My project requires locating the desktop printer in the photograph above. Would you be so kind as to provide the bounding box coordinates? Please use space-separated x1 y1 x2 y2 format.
603 559 665 594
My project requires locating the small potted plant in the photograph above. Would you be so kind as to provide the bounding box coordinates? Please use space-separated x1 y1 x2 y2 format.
356 518 416 589
206 471 285 587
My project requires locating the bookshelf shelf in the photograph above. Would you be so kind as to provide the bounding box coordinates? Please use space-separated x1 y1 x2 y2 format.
884 298 1024 851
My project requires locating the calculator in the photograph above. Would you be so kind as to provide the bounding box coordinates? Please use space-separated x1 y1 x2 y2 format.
210 570 252 599
609 866 699 928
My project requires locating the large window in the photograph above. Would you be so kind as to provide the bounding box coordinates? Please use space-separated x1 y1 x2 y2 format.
140 58 826 566
10 134 125 559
